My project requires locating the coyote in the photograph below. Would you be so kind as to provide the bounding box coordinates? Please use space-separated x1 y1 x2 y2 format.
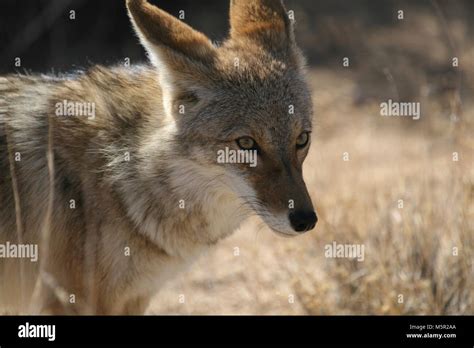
0 0 316 314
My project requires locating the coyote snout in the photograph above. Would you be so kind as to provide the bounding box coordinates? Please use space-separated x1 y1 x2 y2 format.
236 152 317 236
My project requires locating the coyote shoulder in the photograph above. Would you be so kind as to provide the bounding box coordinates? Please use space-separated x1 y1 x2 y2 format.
0 0 316 314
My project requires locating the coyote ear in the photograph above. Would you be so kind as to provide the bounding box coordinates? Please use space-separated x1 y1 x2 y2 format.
127 0 216 67
126 0 217 116
229 0 297 58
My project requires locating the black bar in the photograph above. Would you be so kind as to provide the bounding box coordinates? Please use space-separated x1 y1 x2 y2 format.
0 316 472 346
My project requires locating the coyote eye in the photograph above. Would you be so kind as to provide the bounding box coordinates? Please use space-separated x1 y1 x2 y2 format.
296 132 310 149
236 137 256 150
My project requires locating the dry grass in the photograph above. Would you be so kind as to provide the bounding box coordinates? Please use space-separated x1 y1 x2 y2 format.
149 70 474 315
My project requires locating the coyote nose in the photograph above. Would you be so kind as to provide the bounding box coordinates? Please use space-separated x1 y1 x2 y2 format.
289 211 317 232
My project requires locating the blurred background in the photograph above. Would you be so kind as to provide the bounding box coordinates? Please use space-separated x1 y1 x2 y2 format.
2 0 474 98
1 0 473 314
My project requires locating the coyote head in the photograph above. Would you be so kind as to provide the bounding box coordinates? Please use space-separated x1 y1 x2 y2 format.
127 0 317 236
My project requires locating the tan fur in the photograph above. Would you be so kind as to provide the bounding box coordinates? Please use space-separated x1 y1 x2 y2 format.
0 0 315 314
